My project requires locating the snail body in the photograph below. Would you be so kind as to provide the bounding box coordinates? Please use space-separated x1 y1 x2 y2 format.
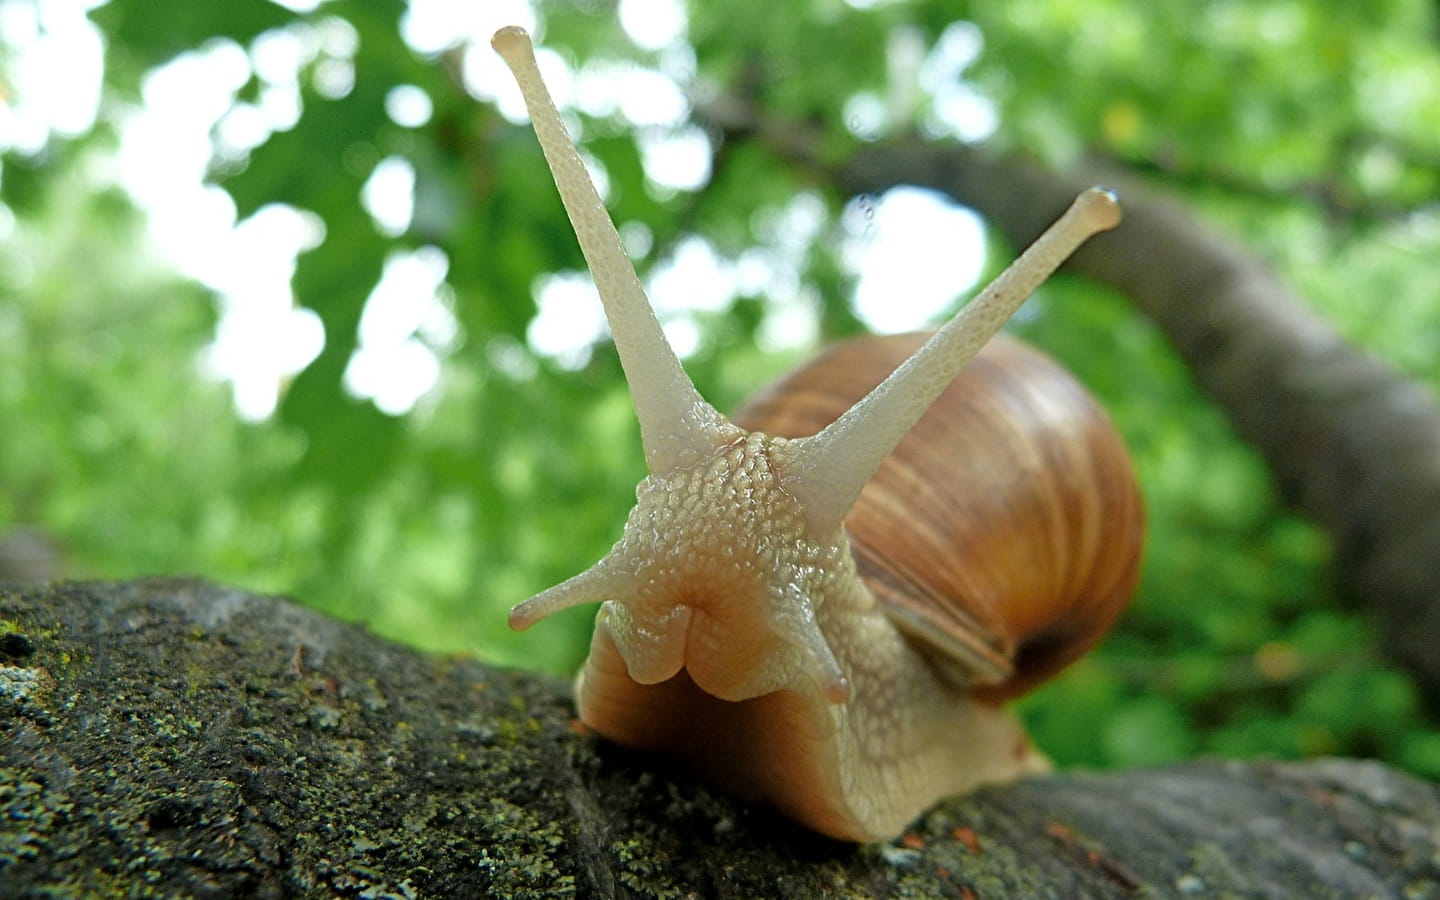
492 27 1142 841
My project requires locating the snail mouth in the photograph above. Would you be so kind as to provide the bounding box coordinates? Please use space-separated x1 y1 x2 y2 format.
674 606 777 702
601 601 693 686
682 604 851 704
606 597 785 702
604 575 849 704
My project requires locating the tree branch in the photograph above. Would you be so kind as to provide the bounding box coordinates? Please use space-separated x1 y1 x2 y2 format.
4 579 1438 897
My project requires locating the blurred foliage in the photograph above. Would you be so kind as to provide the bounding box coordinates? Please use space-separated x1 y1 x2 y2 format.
3 0 1439 782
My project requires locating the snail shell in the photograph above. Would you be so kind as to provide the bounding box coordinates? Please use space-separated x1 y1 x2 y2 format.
732 331 1144 704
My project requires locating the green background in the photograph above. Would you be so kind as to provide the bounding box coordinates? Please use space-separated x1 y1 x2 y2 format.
3 0 1439 778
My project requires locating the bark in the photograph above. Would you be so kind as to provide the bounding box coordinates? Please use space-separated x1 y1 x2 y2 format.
800 138 1440 702
4 579 1439 898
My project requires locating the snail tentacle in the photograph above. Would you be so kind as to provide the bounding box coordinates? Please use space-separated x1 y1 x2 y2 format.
783 189 1122 536
492 27 725 476
508 556 627 631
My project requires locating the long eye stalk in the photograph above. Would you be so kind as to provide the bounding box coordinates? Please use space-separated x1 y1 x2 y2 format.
782 189 1122 535
492 26 727 476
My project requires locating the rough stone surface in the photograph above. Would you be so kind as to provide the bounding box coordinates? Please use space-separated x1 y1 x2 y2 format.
3 579 1438 898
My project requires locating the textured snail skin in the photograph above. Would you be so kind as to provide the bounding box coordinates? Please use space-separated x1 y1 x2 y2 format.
493 26 1140 842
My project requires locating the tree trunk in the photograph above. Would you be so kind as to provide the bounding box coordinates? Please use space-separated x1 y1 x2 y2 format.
814 141 1440 704
4 579 1437 898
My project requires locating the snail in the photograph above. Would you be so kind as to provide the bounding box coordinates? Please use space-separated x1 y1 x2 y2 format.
492 26 1143 842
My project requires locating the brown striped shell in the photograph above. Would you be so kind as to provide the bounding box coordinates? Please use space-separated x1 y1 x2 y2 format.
732 331 1144 702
